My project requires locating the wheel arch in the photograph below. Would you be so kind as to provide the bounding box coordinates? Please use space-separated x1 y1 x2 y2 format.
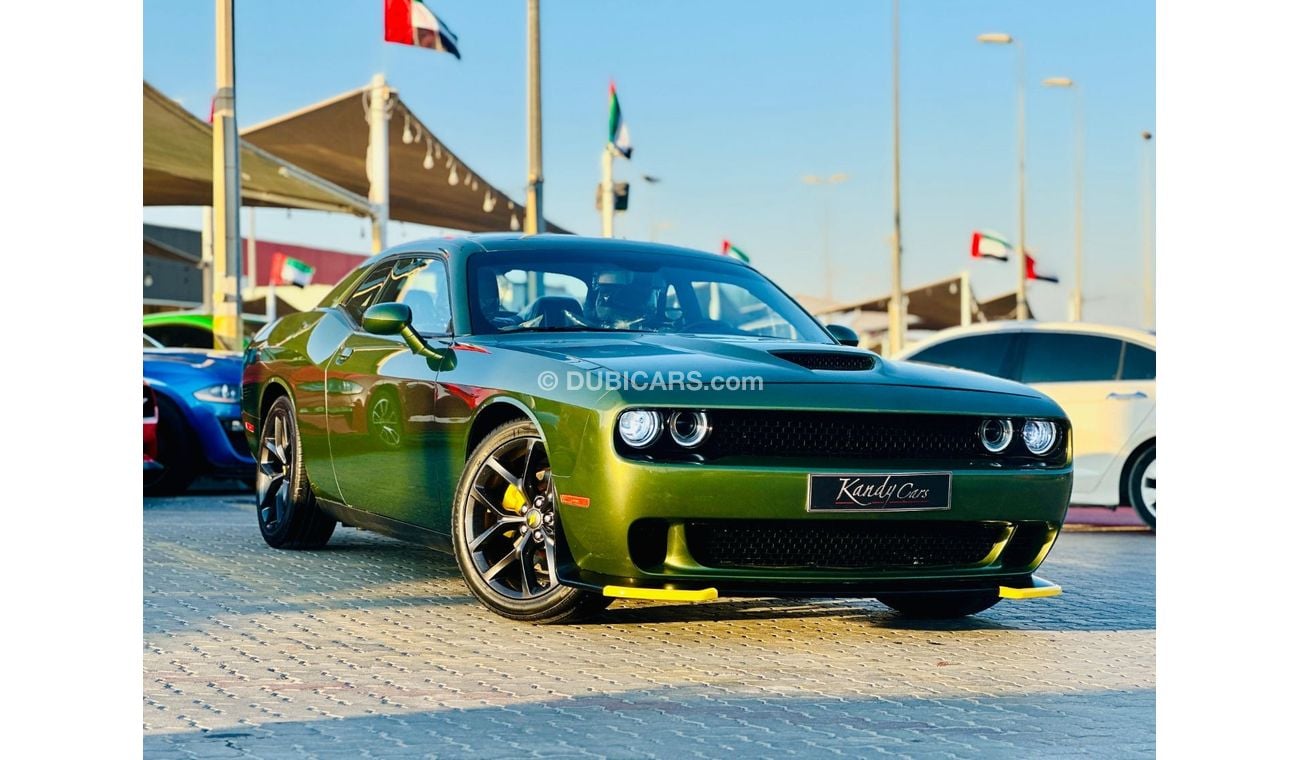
1118 437 1156 506
465 397 544 462
259 378 293 422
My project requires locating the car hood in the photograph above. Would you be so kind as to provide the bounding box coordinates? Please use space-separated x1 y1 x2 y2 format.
144 349 243 383
480 333 1039 398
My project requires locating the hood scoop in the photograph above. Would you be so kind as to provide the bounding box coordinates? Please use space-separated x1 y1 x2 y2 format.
770 350 876 372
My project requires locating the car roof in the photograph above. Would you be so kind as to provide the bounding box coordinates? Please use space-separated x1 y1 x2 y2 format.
358 233 747 270
899 320 1156 357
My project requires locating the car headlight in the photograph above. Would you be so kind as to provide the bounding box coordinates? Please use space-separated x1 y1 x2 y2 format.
1022 419 1059 456
979 418 1014 453
668 411 711 448
193 383 240 404
618 409 663 448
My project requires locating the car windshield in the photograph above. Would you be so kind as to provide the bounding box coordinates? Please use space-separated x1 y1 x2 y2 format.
466 250 834 343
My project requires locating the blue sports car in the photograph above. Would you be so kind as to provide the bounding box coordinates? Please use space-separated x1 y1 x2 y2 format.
144 343 254 494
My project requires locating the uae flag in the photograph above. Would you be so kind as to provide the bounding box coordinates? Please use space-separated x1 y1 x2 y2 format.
384 0 461 59
1025 253 1060 283
971 230 1013 260
271 252 315 288
608 83 632 159
721 239 751 263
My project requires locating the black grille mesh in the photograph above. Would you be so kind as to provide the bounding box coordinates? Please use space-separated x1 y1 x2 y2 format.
770 351 876 371
701 410 989 460
687 521 1007 569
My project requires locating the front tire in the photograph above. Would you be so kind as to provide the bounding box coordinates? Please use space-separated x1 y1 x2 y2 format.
452 420 610 624
1126 445 1156 530
877 590 1002 619
256 396 336 549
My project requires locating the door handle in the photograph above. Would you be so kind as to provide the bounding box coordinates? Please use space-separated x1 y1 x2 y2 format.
1106 390 1148 400
335 346 354 364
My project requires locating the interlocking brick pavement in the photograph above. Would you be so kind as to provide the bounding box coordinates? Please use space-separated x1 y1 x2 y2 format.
144 487 1154 759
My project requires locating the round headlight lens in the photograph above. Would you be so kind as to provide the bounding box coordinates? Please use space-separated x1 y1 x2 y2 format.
618 410 663 449
1022 419 1059 455
980 418 1014 453
668 411 711 448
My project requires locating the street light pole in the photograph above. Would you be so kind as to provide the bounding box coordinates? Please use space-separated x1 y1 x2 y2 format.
1141 130 1154 330
978 33 1028 321
211 0 243 350
524 0 545 235
888 0 905 356
1045 77 1085 322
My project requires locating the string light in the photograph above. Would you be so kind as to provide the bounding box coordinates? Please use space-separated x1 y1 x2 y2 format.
423 139 434 170
510 214 520 231
483 192 496 213
448 165 459 186
401 113 413 144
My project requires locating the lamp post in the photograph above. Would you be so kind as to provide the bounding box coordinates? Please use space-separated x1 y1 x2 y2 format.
211 0 243 350
1044 76 1084 322
802 173 849 302
1141 130 1154 330
524 0 545 235
978 32 1028 321
888 0 905 356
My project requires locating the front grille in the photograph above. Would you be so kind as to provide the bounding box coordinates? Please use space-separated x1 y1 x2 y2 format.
770 351 876 371
687 520 1007 570
701 410 990 461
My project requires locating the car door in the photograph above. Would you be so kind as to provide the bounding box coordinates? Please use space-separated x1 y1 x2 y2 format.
325 254 456 530
1015 332 1152 498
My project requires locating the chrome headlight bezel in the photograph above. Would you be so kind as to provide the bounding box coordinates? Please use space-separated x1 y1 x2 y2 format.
979 418 1014 453
1021 419 1059 456
617 409 663 449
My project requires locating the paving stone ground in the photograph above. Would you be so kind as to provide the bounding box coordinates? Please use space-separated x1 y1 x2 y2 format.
144 485 1155 759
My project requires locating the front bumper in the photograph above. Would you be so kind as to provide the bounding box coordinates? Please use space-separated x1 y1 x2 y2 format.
552 446 1072 593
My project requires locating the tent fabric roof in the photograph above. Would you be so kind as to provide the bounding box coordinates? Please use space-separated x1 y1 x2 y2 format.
814 276 1032 331
242 86 568 234
143 82 372 216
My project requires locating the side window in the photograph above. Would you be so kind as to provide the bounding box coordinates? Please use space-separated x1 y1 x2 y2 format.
908 334 1017 379
1121 343 1157 380
341 261 396 324
388 257 453 335
1020 333 1122 383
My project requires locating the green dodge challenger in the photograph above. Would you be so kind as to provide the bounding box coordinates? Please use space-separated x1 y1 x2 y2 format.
242 234 1070 623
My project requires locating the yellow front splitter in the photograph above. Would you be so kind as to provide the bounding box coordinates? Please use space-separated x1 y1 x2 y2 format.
602 585 719 602
998 576 1063 600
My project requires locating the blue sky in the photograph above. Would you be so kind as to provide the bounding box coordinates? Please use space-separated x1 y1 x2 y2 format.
144 0 1154 326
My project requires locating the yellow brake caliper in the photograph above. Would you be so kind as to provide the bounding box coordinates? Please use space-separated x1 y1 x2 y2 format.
502 483 528 514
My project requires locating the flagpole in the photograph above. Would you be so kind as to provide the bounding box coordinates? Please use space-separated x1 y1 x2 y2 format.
1141 130 1154 330
211 0 243 350
601 144 615 237
525 0 545 235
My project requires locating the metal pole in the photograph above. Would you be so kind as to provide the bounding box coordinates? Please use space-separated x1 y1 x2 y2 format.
1015 41 1028 321
200 206 214 312
888 0 905 354
524 0 545 235
368 73 390 253
961 267 972 324
821 192 832 300
1141 131 1154 329
211 0 243 350
1072 87 1085 322
601 145 615 237
245 206 257 300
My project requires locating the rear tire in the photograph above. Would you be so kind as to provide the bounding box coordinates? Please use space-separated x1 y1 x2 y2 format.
1126 445 1156 530
256 396 336 549
452 419 610 623
144 396 197 496
877 590 1002 619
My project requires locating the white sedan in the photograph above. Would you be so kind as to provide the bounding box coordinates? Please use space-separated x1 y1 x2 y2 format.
897 322 1156 528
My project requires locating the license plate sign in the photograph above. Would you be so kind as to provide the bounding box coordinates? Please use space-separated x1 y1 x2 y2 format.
807 472 952 512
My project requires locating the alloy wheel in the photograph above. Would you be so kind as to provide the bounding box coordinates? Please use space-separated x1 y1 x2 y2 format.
1139 458 1156 518
462 436 560 600
256 413 292 529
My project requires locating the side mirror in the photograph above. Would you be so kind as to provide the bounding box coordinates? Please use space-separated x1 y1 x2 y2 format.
361 303 454 368
825 324 860 347
362 302 411 335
